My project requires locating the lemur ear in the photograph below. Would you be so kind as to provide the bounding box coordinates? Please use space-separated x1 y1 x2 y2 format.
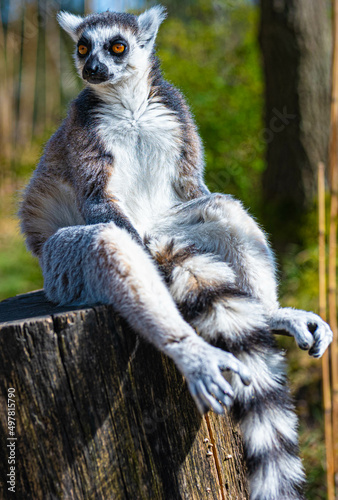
137 6 166 48
57 11 84 41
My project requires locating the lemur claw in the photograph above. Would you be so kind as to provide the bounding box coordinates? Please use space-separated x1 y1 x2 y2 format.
271 308 333 358
175 338 251 415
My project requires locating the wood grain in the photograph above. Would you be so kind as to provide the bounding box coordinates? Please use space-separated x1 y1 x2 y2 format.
0 291 248 499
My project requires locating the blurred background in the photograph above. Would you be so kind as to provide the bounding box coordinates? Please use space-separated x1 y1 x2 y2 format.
0 0 334 497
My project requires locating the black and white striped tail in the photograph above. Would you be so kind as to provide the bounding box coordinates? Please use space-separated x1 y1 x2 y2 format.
218 331 305 500
148 236 306 500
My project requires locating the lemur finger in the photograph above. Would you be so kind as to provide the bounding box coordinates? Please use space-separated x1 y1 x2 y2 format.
290 311 332 353
292 315 332 356
188 382 209 415
309 322 332 358
308 341 323 358
297 318 332 356
309 318 333 342
213 373 235 399
218 352 252 386
209 382 233 407
293 323 315 350
196 380 224 414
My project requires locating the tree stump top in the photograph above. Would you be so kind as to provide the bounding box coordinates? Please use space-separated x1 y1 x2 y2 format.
0 289 86 324
0 291 248 499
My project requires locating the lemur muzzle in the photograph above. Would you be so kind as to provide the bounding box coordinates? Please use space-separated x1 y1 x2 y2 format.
83 56 109 83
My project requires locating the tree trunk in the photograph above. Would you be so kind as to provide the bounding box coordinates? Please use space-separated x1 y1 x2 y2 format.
259 0 331 243
0 290 249 500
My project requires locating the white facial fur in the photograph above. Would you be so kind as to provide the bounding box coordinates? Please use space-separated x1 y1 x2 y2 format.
57 7 166 86
76 27 140 86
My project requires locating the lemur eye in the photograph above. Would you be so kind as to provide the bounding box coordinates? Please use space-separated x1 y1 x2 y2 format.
112 43 125 54
78 45 88 55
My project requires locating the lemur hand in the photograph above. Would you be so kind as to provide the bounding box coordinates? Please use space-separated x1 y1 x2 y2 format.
271 308 333 358
168 336 251 414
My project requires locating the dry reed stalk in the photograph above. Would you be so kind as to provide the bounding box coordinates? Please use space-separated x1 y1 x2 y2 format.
328 148 338 478
318 161 335 500
330 0 338 483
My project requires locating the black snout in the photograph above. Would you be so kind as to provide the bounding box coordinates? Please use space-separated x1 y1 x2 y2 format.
83 57 109 84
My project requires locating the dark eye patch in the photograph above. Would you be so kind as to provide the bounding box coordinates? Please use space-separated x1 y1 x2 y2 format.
77 36 92 57
106 36 129 57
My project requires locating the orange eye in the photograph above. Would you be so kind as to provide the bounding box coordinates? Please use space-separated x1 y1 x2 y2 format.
78 45 88 55
112 43 125 54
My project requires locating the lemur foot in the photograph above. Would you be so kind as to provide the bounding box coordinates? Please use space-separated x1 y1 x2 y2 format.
271 308 333 358
168 336 251 414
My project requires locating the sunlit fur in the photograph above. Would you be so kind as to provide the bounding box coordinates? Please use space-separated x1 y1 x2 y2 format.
20 7 332 500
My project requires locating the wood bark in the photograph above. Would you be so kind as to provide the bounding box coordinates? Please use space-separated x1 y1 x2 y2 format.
0 290 249 500
259 0 331 235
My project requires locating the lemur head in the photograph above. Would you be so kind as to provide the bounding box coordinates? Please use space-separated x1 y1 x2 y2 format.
57 6 166 85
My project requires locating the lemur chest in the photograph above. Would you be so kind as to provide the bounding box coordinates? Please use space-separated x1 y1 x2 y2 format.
95 97 182 234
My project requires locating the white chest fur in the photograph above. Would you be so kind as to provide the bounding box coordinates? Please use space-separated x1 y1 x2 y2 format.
94 78 182 235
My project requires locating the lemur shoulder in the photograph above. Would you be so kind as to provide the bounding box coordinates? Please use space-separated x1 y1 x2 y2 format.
19 7 333 500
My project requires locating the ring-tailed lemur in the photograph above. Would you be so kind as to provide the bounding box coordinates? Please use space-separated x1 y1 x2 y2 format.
19 7 332 499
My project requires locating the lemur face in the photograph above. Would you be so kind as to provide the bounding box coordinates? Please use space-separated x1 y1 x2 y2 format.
75 27 133 85
57 7 166 86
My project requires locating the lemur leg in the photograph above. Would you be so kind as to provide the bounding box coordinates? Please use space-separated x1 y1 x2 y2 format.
154 193 332 357
41 222 252 415
147 237 305 500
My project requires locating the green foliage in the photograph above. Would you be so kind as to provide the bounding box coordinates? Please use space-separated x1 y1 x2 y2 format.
157 1 264 213
300 421 327 499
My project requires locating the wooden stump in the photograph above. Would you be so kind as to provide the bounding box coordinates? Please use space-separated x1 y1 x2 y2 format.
0 291 248 499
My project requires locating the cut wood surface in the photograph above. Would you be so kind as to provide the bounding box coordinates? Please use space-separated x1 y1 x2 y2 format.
0 290 248 499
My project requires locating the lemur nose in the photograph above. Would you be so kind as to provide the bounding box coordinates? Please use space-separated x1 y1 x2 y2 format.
82 57 109 83
83 64 98 78
89 64 98 75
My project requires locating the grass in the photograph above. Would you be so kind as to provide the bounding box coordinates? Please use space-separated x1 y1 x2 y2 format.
0 178 43 301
